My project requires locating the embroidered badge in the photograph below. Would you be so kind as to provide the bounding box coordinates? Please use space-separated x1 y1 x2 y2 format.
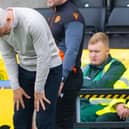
54 15 61 23
73 12 79 20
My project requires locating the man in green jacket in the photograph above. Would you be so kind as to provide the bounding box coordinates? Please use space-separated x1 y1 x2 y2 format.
80 32 126 128
96 68 129 129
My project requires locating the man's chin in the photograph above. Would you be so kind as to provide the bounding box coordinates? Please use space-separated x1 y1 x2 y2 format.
91 62 99 66
47 3 53 7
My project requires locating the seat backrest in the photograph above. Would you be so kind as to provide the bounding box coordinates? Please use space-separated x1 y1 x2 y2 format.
79 7 106 32
35 8 53 21
108 8 129 26
106 0 129 23
112 0 129 8
105 7 129 48
71 0 105 8
105 0 129 34
78 7 106 49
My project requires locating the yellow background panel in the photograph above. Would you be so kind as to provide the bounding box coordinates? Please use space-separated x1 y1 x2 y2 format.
81 49 129 68
0 53 8 80
0 89 14 129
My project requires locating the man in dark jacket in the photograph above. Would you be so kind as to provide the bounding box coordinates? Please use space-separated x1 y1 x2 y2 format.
48 0 85 129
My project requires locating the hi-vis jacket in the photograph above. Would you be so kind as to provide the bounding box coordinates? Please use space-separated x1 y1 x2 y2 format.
84 59 115 105
82 55 126 107
96 68 129 116
82 55 125 89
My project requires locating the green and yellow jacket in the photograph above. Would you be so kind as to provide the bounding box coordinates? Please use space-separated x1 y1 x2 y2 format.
97 68 129 115
83 54 126 89
82 54 126 108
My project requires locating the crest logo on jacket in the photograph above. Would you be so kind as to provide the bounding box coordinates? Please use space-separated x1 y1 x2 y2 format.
54 16 61 23
73 12 79 20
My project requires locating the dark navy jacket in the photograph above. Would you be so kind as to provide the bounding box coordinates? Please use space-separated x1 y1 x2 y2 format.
48 1 85 82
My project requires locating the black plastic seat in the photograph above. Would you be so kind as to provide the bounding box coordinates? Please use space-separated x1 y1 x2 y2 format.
35 8 53 21
76 0 106 48
104 0 129 48
71 0 105 8
112 0 129 8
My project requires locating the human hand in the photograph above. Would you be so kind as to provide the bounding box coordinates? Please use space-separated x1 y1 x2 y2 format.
116 103 129 119
13 87 31 111
58 82 64 97
34 91 51 112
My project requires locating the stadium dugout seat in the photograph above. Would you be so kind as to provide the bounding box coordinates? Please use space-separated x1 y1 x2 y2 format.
112 0 129 7
104 0 129 15
104 0 129 48
76 0 106 48
35 8 53 22
78 7 106 48
71 0 105 8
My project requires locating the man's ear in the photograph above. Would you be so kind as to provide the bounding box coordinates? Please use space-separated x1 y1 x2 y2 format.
63 0 67 3
6 9 13 23
6 17 11 22
0 125 10 129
